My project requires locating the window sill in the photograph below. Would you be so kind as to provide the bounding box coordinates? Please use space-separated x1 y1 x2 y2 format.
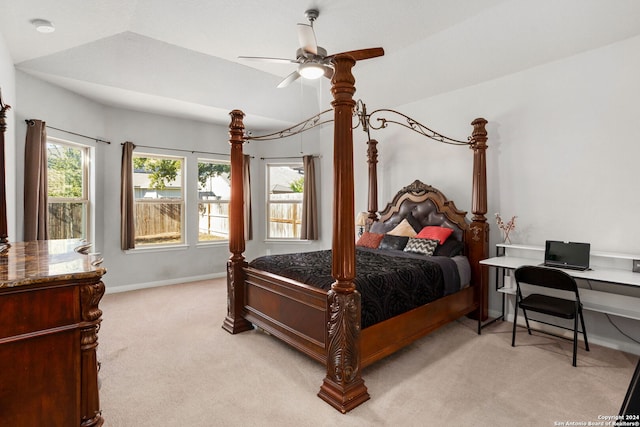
264 239 313 244
124 244 189 254
196 241 228 248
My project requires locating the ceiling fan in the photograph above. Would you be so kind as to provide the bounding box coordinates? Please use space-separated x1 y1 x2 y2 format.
239 9 384 88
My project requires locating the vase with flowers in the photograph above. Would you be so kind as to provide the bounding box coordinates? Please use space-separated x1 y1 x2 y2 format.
495 213 517 244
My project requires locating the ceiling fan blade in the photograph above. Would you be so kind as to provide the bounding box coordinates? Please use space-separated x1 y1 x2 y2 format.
323 66 334 80
277 70 301 88
297 23 317 55
329 47 385 61
238 56 298 64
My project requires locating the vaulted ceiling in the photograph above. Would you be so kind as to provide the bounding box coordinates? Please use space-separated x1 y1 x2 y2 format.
2 0 640 129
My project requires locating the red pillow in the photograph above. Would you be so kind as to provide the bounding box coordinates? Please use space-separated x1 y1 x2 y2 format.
356 232 384 249
416 226 454 244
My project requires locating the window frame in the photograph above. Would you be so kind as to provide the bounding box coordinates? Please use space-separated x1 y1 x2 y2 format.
266 162 304 240
46 137 91 241
132 152 186 248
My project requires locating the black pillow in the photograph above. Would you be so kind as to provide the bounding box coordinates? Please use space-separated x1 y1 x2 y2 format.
369 221 387 234
405 213 423 233
433 239 465 257
378 234 409 251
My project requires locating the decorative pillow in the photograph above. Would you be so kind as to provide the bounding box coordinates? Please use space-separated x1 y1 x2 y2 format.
416 226 454 244
378 234 409 251
387 218 417 238
405 213 423 233
369 221 386 234
404 237 439 256
433 239 465 257
356 232 384 249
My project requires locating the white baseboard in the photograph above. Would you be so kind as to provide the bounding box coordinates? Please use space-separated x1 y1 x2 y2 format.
104 272 226 294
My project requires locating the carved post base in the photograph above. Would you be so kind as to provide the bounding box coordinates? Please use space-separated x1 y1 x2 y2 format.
467 220 489 321
222 260 253 334
318 290 369 413
80 281 106 427
222 316 253 335
318 376 370 414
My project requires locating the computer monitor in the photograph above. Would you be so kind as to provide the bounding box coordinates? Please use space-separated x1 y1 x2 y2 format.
543 240 590 271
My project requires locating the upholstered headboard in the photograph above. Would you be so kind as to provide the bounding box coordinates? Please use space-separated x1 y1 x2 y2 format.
371 180 470 243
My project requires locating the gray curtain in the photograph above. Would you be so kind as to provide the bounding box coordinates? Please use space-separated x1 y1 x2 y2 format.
24 119 49 240
120 141 135 250
300 155 318 240
243 154 252 241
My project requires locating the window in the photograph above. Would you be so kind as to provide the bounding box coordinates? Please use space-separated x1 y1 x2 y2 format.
133 153 184 246
197 159 231 242
267 164 304 239
47 139 90 240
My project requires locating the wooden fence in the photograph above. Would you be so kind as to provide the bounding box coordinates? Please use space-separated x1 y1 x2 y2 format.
198 200 229 240
48 202 85 239
134 201 302 242
134 201 181 244
269 202 302 238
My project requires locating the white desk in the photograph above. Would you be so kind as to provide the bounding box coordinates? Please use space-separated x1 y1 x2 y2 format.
480 245 640 323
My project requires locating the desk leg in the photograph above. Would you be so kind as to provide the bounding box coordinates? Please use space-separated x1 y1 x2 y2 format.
479 264 508 332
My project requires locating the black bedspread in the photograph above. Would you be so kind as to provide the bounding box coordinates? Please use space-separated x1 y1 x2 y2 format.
249 248 461 329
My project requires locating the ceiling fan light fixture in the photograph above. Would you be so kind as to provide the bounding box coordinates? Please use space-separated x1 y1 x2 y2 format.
298 63 325 80
31 19 55 33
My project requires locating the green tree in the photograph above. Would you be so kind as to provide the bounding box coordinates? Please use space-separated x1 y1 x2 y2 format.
290 177 304 193
134 157 180 190
47 143 82 198
198 163 230 188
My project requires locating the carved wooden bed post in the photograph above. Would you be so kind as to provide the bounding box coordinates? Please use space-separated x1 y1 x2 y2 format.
0 90 10 245
317 54 370 413
366 139 379 225
222 110 253 334
468 118 489 320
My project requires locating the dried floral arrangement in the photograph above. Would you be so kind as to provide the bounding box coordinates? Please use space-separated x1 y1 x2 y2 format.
495 213 516 244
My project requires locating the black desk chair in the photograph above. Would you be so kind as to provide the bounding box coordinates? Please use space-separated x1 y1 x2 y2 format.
512 265 589 367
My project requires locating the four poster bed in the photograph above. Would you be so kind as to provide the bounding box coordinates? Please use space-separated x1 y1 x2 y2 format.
222 52 489 413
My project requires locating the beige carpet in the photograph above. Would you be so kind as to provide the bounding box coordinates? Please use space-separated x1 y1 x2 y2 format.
98 279 638 426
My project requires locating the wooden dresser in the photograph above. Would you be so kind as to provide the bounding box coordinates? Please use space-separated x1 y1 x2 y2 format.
0 240 105 426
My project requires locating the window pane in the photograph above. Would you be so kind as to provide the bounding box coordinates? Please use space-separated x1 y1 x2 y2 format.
268 164 304 239
48 202 86 239
198 160 230 242
47 143 84 198
198 201 229 241
269 202 301 238
134 202 182 245
133 154 184 246
47 140 89 240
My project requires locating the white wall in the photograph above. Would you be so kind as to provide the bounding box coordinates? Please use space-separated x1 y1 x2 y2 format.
14 71 326 291
0 32 16 239
352 35 640 354
359 35 640 252
15 72 107 247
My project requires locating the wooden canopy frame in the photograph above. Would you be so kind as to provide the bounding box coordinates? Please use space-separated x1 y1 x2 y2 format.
0 89 10 246
222 53 489 412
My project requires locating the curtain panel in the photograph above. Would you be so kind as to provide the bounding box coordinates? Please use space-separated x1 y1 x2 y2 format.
301 154 318 240
24 119 49 240
120 141 135 250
